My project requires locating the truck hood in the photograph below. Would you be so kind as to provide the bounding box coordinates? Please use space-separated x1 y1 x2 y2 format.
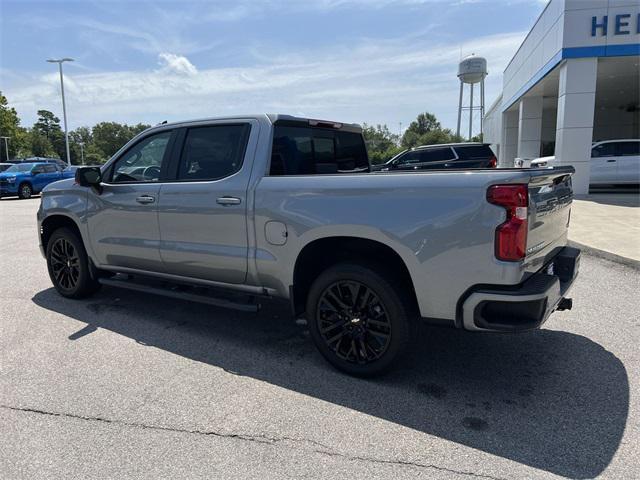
42 177 75 193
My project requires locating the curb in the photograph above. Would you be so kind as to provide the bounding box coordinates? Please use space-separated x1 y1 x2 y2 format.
568 240 640 270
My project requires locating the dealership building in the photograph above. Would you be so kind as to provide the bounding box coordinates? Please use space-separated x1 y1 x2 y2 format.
484 0 639 193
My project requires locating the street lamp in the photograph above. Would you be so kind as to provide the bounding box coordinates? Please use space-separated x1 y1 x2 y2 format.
0 136 9 162
46 58 74 165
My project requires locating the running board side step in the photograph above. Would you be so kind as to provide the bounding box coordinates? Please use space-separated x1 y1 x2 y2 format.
98 275 260 312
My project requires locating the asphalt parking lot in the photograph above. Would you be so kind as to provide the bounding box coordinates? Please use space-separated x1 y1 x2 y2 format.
1 197 639 479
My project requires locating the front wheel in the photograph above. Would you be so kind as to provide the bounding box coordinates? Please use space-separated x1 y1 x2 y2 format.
46 227 101 298
18 183 32 199
306 263 412 377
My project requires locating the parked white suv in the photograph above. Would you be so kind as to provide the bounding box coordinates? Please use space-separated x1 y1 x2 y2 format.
531 139 640 186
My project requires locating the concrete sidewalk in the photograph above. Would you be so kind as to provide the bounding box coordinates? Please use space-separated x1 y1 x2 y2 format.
569 192 640 266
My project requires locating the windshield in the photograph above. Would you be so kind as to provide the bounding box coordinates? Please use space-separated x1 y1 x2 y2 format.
4 163 35 173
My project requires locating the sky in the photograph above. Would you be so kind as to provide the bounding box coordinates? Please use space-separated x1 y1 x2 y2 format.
0 0 547 135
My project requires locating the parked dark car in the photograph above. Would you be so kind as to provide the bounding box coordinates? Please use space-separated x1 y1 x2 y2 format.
372 143 497 171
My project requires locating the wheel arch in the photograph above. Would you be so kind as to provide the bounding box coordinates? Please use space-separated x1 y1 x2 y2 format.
41 214 84 253
290 236 419 317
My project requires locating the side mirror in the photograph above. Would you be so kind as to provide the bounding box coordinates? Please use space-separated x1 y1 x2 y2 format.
75 166 102 188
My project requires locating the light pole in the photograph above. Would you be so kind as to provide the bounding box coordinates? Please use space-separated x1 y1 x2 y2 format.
78 142 85 165
46 58 74 165
0 136 9 162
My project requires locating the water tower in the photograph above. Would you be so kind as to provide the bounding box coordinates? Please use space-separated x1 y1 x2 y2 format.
456 55 488 140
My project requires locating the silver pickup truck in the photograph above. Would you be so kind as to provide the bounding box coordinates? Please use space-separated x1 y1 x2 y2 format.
37 114 580 376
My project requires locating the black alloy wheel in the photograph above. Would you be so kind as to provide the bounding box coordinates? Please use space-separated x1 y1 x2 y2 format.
46 227 101 298
50 237 81 290
307 263 412 376
316 280 392 364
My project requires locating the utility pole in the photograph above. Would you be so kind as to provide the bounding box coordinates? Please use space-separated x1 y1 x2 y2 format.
0 136 9 162
79 142 85 165
46 58 74 165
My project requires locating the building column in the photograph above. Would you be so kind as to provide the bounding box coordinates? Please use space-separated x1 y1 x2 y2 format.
555 58 597 195
517 96 543 160
501 110 518 167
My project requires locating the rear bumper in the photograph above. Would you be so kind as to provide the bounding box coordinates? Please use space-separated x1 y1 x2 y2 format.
460 246 580 332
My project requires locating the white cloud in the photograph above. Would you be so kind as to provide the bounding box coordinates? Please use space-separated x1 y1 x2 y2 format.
5 30 525 132
158 53 198 76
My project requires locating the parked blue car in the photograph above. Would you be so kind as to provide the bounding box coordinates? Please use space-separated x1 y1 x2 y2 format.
0 162 75 199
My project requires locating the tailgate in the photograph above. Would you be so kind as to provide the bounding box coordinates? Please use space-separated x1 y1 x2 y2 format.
524 166 574 273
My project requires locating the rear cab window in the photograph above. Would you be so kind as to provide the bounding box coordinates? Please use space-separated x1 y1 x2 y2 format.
270 124 369 175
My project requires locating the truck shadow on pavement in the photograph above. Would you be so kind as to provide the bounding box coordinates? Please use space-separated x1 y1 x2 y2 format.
32 287 629 479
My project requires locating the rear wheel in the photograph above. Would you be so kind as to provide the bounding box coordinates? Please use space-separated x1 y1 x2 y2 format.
46 227 101 298
306 263 412 376
18 183 32 199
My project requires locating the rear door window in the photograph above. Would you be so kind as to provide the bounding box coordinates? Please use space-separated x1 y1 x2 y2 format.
270 126 368 175
454 145 493 159
616 141 640 156
44 164 57 173
418 147 456 162
177 124 250 181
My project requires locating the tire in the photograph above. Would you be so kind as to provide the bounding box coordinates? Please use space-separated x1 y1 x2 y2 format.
46 227 101 299
18 183 32 199
306 263 412 377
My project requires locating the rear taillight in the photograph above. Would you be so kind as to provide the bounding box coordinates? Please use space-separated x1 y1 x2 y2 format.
487 184 528 261
488 155 497 168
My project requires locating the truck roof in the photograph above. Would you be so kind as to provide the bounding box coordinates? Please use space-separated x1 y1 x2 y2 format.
150 114 363 133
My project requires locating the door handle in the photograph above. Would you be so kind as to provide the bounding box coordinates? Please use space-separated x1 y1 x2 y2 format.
217 196 242 206
606 159 616 163
136 195 155 204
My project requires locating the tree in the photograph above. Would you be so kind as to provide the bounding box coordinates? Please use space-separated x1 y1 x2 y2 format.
33 110 65 159
84 143 108 165
68 126 95 164
69 126 93 146
28 130 56 157
404 112 440 136
0 91 26 160
401 112 445 148
33 110 62 139
400 112 464 149
362 123 402 164
92 121 150 158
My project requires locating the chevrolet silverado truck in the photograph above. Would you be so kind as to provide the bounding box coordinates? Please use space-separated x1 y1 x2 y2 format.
1 162 74 199
37 114 580 376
